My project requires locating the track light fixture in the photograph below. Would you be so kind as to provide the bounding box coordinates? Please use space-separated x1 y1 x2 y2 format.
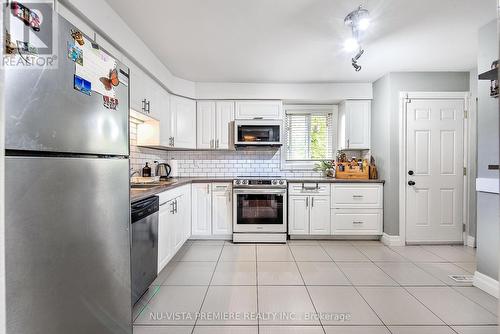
344 5 370 72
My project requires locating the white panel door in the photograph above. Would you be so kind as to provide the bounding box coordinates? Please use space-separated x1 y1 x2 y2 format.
309 196 330 235
406 99 464 243
197 101 216 149
171 96 197 149
216 101 235 149
212 183 232 235
191 183 212 236
288 196 310 235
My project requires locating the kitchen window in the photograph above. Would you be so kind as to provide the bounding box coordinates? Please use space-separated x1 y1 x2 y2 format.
282 105 338 170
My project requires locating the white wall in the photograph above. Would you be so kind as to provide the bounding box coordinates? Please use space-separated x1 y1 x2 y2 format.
371 75 391 233
372 72 470 236
57 0 373 102
57 0 197 98
475 19 499 281
0 8 5 332
195 82 372 101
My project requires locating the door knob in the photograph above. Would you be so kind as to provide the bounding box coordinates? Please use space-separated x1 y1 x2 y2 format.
408 181 416 186
408 170 414 176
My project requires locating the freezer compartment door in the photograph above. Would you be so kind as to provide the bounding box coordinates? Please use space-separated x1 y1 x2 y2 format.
5 15 129 156
5 156 132 334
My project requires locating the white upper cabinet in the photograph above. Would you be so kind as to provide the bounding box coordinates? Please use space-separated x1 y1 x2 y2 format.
171 95 197 149
197 101 216 149
197 101 235 150
338 100 371 150
129 63 161 118
215 101 235 149
158 89 172 147
235 101 283 120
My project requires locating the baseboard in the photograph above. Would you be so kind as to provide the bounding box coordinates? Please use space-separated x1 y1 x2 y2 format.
381 233 404 246
466 235 476 248
473 271 499 298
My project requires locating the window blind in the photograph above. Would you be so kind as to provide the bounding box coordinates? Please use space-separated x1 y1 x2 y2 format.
285 113 333 161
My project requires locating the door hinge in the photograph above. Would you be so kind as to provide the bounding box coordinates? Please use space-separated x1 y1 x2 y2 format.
405 98 412 104
463 167 467 176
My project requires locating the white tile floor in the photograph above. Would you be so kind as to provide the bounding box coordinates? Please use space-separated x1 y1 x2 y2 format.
133 240 498 334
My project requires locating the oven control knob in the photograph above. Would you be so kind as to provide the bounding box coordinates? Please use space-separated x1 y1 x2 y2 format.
272 180 277 185
235 180 241 185
279 180 285 185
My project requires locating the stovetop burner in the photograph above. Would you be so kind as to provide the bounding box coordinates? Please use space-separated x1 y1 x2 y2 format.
233 176 287 188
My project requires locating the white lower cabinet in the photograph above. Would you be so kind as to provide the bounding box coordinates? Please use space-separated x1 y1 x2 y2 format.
331 209 382 235
288 196 309 234
191 183 212 236
331 183 383 236
288 185 330 236
309 196 331 235
288 182 383 237
157 185 191 273
212 183 233 235
191 183 232 238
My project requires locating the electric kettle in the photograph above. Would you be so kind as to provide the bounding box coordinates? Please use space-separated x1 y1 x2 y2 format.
154 162 171 180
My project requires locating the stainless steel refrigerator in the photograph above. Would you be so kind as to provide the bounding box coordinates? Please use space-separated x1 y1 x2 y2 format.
4 13 132 334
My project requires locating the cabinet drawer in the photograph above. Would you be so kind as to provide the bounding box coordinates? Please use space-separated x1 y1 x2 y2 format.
212 183 232 193
331 184 382 208
289 183 330 196
331 209 383 235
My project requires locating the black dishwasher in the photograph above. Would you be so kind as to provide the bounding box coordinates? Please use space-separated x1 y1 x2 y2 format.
131 196 159 305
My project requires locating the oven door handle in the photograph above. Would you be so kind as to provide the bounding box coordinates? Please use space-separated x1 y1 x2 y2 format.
233 189 287 195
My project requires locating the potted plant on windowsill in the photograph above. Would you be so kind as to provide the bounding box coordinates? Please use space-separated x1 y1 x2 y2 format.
314 160 336 178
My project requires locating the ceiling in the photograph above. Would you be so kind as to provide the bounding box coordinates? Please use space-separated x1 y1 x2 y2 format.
105 0 496 83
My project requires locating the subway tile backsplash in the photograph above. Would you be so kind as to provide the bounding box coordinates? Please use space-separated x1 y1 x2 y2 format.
130 121 322 178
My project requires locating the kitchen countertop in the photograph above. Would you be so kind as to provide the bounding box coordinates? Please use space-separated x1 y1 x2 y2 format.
131 177 385 203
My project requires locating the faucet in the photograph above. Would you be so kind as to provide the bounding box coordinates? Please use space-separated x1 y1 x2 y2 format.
130 169 140 178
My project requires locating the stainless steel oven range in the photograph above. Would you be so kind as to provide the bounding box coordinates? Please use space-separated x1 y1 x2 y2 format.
233 177 287 243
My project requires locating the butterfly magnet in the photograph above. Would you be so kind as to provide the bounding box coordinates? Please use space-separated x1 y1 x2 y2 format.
100 68 119 91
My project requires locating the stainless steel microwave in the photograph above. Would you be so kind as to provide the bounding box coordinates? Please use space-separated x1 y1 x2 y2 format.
234 120 283 147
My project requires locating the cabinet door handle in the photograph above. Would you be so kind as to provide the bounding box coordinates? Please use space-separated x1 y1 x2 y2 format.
311 197 314 207
206 184 210 194
141 99 147 112
172 137 175 147
347 139 350 148
174 199 178 214
353 221 364 224
170 201 175 214
216 139 219 149
306 197 309 207
352 195 364 198
210 139 214 149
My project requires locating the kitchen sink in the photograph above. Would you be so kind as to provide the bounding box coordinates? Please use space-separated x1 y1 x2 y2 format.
130 179 178 189
130 183 161 189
